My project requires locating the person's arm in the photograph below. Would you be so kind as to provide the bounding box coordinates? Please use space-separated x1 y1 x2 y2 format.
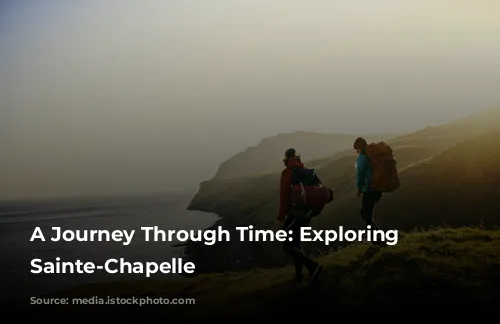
278 168 292 221
356 154 366 194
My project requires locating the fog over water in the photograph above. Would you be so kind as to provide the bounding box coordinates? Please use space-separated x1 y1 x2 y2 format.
1 0 499 200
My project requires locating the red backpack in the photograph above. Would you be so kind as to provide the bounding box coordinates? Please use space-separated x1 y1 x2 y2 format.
365 142 400 193
290 167 334 211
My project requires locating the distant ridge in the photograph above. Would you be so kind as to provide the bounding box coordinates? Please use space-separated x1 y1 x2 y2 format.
212 131 397 180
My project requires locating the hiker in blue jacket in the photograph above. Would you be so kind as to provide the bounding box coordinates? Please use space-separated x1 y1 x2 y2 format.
354 137 385 246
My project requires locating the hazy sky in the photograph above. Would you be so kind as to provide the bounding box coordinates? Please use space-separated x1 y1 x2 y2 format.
1 0 500 200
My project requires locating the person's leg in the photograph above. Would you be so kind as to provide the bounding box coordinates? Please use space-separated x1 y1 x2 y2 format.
361 191 378 229
291 231 304 281
283 210 321 282
362 191 386 246
371 190 383 231
283 214 304 281
371 191 386 246
295 212 322 283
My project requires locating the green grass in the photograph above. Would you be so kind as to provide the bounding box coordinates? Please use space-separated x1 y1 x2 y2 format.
18 227 500 320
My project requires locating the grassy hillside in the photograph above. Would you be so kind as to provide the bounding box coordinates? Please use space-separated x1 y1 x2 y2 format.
185 108 500 272
320 128 500 232
191 108 500 218
13 227 500 320
212 131 397 180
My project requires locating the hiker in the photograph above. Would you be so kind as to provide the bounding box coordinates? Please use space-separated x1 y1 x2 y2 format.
353 137 386 246
277 148 325 284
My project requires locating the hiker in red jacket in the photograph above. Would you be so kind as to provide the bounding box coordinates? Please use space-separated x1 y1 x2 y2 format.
277 148 323 284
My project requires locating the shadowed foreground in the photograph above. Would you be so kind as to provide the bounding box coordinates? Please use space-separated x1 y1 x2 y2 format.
7 227 500 321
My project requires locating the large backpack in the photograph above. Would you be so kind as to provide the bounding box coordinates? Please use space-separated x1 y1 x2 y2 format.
290 167 334 212
365 141 400 193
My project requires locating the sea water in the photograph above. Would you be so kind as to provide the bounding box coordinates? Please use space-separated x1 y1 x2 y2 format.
0 192 220 304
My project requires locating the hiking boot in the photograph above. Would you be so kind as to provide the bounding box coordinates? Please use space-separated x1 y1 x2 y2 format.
308 264 323 284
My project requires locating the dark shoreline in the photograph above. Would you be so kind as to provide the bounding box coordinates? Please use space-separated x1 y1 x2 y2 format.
0 193 220 307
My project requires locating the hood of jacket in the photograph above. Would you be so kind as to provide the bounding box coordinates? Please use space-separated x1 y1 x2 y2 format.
286 156 304 168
